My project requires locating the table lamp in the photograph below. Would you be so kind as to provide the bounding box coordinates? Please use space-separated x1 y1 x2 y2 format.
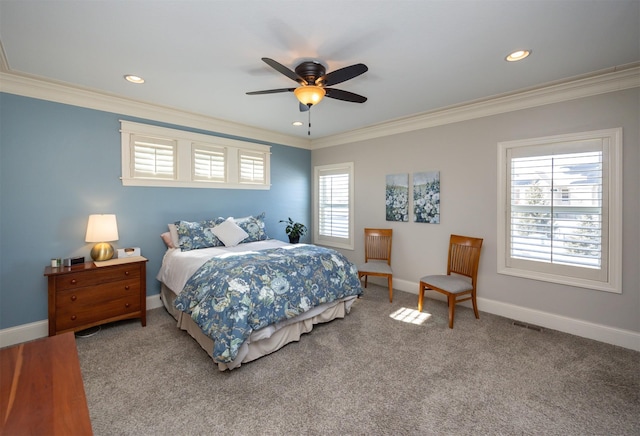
85 214 119 261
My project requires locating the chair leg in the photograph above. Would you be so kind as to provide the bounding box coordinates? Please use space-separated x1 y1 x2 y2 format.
418 283 424 312
472 293 479 319
388 276 393 303
447 294 456 329
359 273 368 288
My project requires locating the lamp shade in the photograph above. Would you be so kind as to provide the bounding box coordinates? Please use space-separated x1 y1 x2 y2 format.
85 214 119 242
294 85 326 106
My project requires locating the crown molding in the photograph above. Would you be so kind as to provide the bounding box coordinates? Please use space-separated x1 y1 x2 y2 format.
0 41 9 71
311 63 640 149
1 63 637 151
0 70 312 150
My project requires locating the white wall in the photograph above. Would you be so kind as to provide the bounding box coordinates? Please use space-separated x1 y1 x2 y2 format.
312 88 639 348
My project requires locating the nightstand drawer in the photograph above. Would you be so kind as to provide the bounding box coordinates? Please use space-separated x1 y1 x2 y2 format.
55 264 141 291
56 280 141 331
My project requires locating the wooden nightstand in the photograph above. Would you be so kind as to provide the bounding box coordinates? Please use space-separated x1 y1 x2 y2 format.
44 258 147 336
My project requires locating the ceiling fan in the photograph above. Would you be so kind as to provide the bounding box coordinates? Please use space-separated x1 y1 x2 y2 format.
247 57 368 112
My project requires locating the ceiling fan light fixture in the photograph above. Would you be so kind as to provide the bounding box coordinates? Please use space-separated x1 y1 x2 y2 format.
294 85 326 106
505 49 531 62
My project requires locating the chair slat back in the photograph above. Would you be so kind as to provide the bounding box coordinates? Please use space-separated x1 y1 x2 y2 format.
364 228 393 265
447 234 483 283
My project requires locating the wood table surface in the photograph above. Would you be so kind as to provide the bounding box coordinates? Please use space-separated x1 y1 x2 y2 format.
0 332 92 435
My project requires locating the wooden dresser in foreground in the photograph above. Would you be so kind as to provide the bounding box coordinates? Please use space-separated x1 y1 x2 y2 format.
0 332 93 435
44 258 147 336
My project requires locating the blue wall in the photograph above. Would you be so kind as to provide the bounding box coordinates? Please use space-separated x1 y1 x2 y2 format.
0 93 311 329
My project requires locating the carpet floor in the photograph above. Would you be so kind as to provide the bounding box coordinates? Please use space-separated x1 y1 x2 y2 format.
76 285 640 435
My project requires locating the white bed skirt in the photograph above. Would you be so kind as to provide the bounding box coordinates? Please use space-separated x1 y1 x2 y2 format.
160 284 357 371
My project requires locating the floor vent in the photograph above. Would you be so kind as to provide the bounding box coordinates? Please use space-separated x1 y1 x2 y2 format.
512 321 543 332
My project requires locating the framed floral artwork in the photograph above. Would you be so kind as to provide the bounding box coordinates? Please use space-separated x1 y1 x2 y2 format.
386 174 409 222
414 171 440 223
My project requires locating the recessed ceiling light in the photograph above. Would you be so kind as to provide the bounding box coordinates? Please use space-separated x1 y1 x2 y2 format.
505 50 531 62
124 74 145 84
292 121 303 126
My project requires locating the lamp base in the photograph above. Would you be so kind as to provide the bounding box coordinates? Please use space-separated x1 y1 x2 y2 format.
90 242 114 261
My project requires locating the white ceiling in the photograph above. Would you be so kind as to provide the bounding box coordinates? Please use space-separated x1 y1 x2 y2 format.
1 0 638 141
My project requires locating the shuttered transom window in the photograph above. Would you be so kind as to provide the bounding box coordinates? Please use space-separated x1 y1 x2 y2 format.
193 144 226 182
120 120 270 189
239 150 265 184
498 128 622 293
132 135 176 180
314 162 354 250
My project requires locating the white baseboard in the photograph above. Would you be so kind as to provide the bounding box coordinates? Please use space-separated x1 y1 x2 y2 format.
477 298 640 351
375 277 640 352
147 293 163 310
0 319 49 349
0 295 165 349
3 288 639 352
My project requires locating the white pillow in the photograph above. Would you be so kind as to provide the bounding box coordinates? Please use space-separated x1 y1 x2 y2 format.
168 223 180 248
211 219 249 247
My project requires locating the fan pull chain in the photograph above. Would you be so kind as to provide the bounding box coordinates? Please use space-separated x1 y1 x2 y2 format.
308 107 311 136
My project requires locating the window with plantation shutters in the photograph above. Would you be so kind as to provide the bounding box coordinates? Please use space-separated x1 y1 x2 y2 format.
120 120 270 189
498 128 622 293
319 172 349 237
192 144 226 182
239 150 266 184
132 136 176 180
509 149 603 268
314 162 354 249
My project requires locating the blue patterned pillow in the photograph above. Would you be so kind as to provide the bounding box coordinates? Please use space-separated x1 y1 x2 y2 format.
233 213 268 242
175 218 225 251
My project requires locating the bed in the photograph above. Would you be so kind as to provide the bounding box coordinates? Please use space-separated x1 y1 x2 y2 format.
157 216 362 371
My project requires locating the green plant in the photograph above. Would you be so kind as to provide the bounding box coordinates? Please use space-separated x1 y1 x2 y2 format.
279 217 307 239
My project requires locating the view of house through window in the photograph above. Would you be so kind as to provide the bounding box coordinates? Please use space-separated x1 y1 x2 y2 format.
510 150 603 269
498 128 622 293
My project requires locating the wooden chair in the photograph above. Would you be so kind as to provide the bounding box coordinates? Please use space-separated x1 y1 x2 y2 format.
357 228 393 302
418 234 483 328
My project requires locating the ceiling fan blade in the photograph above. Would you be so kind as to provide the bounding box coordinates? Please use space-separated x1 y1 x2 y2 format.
324 88 367 103
319 63 368 86
246 88 295 95
262 57 307 85
299 102 310 112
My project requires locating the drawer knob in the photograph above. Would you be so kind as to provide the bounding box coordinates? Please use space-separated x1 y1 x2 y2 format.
70 279 77 285
125 271 130 276
71 315 77 321
125 303 130 308
71 295 77 301
125 285 130 290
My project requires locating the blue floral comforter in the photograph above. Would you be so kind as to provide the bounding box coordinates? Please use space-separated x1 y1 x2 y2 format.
174 244 362 363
